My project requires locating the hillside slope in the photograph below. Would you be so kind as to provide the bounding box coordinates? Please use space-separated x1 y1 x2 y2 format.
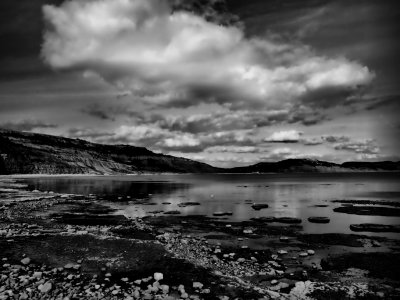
228 158 400 173
0 129 220 174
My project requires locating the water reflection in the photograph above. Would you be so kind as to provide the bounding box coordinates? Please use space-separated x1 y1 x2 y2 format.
25 173 400 238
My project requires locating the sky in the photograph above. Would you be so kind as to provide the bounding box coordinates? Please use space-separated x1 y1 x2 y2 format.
0 0 399 167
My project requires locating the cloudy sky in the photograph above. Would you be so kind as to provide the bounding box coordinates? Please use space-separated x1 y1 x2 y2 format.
0 0 399 167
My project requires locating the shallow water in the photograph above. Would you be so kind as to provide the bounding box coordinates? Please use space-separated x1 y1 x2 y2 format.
24 173 400 238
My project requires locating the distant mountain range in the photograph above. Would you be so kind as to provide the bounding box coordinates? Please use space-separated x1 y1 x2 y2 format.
0 129 399 175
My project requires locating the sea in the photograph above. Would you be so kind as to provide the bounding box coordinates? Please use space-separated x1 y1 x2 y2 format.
23 173 400 239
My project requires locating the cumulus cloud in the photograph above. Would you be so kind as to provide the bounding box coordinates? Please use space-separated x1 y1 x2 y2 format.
334 139 380 154
67 124 259 153
205 145 262 153
42 0 374 109
322 135 350 143
265 130 303 143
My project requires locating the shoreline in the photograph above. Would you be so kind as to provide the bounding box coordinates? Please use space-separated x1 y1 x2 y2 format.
1 177 399 299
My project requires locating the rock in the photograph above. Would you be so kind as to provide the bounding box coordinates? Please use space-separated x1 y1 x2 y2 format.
193 282 203 289
177 202 200 207
33 272 43 279
372 240 381 247
154 272 163 281
64 263 74 269
251 204 269 210
308 217 330 224
299 252 308 257
38 282 52 293
161 284 169 293
334 206 400 216
163 211 181 215
274 217 302 224
20 257 31 265
350 223 400 233
213 211 233 216
271 279 278 285
307 250 315 255
278 250 288 255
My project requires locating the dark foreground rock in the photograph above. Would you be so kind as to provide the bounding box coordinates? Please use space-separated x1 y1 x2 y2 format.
308 217 330 224
332 199 400 207
350 223 400 233
251 204 269 210
333 205 400 216
321 252 400 281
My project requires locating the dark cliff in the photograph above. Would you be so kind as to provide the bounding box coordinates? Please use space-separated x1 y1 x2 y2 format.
1 130 399 175
0 129 220 175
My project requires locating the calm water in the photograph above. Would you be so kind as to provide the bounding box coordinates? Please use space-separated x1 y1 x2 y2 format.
24 173 400 238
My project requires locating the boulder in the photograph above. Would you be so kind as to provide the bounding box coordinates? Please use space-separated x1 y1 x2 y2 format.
308 217 330 224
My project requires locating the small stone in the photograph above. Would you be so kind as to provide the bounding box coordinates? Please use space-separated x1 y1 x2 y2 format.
20 258 31 265
161 284 169 294
64 263 74 269
193 282 203 289
277 250 288 255
38 282 52 293
299 252 308 257
307 250 315 255
33 272 43 279
154 272 163 281
271 279 278 285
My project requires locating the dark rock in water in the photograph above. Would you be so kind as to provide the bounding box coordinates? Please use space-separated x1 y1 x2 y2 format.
213 211 233 216
250 217 275 223
308 217 330 224
178 202 201 207
149 210 164 214
332 199 400 208
350 223 400 233
334 205 400 216
251 204 269 210
274 217 302 224
164 210 181 215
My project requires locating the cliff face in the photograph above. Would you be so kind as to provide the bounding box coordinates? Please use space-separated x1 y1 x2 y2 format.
1 130 399 175
0 130 220 175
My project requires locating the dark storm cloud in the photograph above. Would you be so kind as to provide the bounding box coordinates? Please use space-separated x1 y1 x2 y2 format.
365 94 400 111
82 104 115 121
0 120 58 132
